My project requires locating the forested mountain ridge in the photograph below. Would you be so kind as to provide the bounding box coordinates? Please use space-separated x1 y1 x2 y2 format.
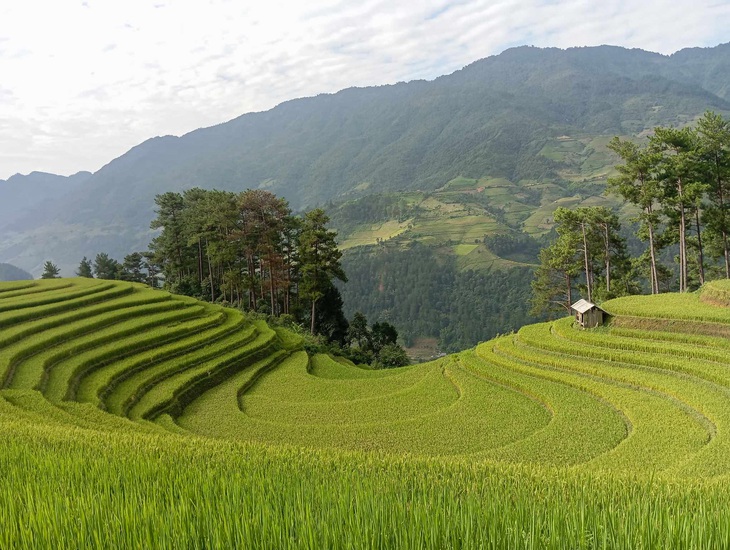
2 43 729 277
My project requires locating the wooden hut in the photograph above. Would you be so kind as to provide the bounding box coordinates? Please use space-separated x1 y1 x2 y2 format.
571 299 605 328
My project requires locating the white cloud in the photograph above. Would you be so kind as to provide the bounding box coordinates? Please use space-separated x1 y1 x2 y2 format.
0 0 729 179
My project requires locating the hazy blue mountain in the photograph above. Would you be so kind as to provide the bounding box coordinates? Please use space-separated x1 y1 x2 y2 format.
0 171 92 229
2 43 730 276
0 263 33 281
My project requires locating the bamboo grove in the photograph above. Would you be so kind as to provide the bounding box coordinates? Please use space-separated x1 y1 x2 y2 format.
147 188 346 333
532 111 730 314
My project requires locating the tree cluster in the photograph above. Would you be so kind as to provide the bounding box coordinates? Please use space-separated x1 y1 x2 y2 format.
146 188 346 335
530 207 630 315
532 111 730 314
608 111 730 293
72 253 158 285
346 312 409 368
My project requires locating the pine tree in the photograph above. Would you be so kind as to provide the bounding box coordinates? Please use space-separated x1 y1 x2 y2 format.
93 253 120 280
347 312 371 349
40 261 61 279
607 137 663 294
650 126 700 292
121 252 146 283
76 257 94 278
697 111 730 278
298 209 347 334
530 232 582 316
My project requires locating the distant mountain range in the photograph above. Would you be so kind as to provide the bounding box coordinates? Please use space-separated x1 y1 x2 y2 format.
2 42 730 275
0 263 32 281
0 171 91 227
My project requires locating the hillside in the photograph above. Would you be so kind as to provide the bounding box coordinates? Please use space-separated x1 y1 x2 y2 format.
0 171 91 229
4 279 730 545
2 43 730 276
6 277 730 463
0 263 32 281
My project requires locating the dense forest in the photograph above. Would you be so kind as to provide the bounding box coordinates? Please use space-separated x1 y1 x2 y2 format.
145 188 348 336
340 244 539 352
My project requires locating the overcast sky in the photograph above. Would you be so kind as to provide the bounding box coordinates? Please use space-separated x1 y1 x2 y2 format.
1 0 729 180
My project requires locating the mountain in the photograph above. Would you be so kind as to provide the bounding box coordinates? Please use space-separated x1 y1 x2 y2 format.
0 171 91 228
0 263 33 281
2 43 730 277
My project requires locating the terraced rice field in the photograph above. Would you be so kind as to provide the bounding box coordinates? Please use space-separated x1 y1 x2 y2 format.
5 278 730 547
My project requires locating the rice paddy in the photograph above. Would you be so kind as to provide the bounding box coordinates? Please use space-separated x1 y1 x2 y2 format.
4 278 730 547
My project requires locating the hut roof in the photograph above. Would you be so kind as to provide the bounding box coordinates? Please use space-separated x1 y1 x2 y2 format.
571 299 597 314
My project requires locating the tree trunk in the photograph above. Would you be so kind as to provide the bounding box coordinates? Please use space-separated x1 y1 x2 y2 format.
206 238 215 302
310 299 317 334
268 251 276 316
678 176 687 292
581 222 591 302
259 258 266 308
647 207 659 294
695 208 705 286
603 223 611 294
197 238 204 287
247 255 257 311
566 273 572 311
716 155 730 279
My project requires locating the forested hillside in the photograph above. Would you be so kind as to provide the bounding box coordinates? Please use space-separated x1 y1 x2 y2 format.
3 43 730 351
2 43 730 276
339 244 538 352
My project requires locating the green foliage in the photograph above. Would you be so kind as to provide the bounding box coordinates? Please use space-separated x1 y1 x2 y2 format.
370 321 398 354
93 253 121 280
311 284 349 346
530 229 582 316
346 311 370 349
483 232 542 262
326 194 421 237
298 209 347 333
40 261 60 279
147 190 347 343
374 343 410 369
120 252 146 283
531 205 630 312
339 312 407 367
76 257 93 278
341 244 541 351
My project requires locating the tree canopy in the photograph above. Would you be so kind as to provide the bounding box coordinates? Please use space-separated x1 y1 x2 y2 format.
40 261 60 279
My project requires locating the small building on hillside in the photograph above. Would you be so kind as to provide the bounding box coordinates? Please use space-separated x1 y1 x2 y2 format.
571 299 605 328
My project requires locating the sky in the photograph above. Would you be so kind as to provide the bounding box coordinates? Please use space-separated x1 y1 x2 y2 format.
1 0 729 181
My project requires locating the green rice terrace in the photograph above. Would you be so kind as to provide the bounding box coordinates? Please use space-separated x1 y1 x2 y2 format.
5 278 730 547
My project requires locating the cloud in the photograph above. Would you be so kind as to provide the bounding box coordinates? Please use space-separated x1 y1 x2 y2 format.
0 0 729 179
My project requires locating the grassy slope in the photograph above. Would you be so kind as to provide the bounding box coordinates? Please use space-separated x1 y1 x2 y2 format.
6 279 730 546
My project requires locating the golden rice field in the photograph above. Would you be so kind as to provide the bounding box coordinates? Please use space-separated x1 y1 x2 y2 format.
4 278 730 548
